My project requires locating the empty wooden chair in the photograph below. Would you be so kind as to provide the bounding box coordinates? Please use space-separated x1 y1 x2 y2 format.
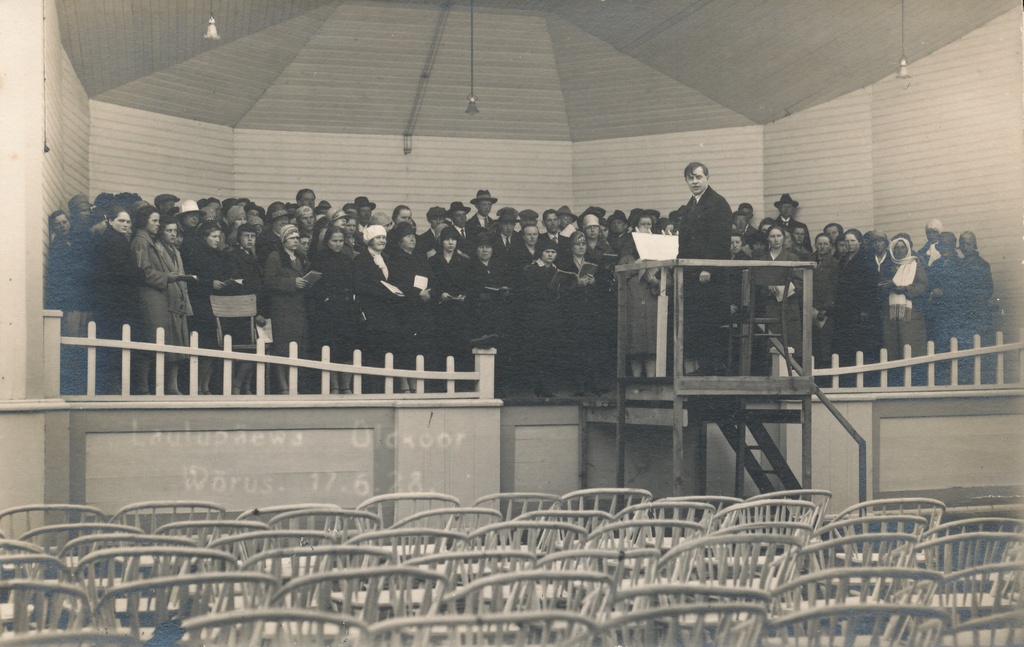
154 519 269 547
710 499 819 532
94 572 278 641
19 523 143 556
916 532 1024 575
270 566 448 623
520 509 614 534
597 603 766 647
0 505 107 540
746 489 832 528
559 488 652 516
241 544 395 581
817 514 931 541
609 583 771 617
406 549 538 590
770 567 943 617
537 548 660 591
655 534 802 591
473 493 561 521
207 529 335 563
465 520 587 555
765 603 949 647
267 507 381 541
937 563 1024 627
945 609 1024 647
74 545 238 606
797 532 919 571
342 528 467 563
235 502 342 521
110 500 225 534
0 580 91 636
368 610 599 647
58 533 196 567
613 501 717 528
438 568 614 617
0 554 73 582
356 493 460 527
923 517 1024 541
585 519 706 553
831 497 946 531
390 507 502 533
180 608 368 646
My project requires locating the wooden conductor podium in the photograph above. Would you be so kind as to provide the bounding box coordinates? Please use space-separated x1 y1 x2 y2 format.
614 258 816 497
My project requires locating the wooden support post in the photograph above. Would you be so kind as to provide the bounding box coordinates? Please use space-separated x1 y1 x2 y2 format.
120 324 131 396
446 356 456 394
903 345 912 387
288 342 298 396
616 381 626 488
222 334 233 396
656 271 668 377
189 331 199 396
321 345 331 395
384 353 394 395
617 268 628 379
415 355 425 394
734 421 745 498
474 348 496 399
255 339 266 396
672 396 685 495
996 331 1005 384
154 327 166 397
973 334 982 386
927 341 936 386
86 322 97 397
801 268 813 376
879 347 888 387
42 310 63 399
801 395 812 487
353 350 363 395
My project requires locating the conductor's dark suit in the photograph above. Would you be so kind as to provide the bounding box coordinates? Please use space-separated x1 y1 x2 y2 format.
676 185 732 373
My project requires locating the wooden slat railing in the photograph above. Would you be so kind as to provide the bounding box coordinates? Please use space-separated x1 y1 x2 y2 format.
60 321 496 399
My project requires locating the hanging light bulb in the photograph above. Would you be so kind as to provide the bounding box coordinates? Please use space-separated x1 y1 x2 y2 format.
897 55 910 79
465 0 479 115
204 13 220 40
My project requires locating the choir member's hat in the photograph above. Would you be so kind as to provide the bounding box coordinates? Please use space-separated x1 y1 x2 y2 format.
222 198 241 213
448 201 471 216
607 210 628 225
247 204 266 219
737 202 754 214
773 194 799 209
518 209 540 224
426 206 448 221
473 232 495 248
536 236 558 253
389 221 417 244
267 201 288 216
154 193 179 207
629 208 643 220
363 224 388 243
470 189 498 205
925 218 943 231
496 207 519 222
68 194 93 213
554 205 576 220
314 200 332 215
580 206 606 221
354 196 376 210
580 214 601 230
642 209 661 219
936 232 958 251
177 199 203 217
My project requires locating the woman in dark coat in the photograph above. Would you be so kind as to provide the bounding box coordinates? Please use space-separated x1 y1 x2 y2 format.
263 224 311 393
387 222 436 391
429 226 472 373
752 225 805 374
557 231 606 395
353 224 405 392
520 236 564 397
224 223 264 394
618 211 661 378
311 225 360 394
833 228 882 371
91 208 146 394
184 220 239 394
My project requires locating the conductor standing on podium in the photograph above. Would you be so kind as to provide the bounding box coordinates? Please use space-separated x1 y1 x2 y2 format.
676 161 733 375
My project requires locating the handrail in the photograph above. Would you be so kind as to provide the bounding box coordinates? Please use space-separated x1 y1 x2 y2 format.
615 258 815 272
810 382 867 503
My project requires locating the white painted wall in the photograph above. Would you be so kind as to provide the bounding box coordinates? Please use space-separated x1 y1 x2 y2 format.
89 101 234 203
232 130 573 222
572 127 766 217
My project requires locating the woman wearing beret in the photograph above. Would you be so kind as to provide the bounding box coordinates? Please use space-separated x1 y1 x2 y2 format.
131 207 192 395
311 225 360 394
263 224 311 393
429 226 472 375
386 222 434 393
353 225 405 391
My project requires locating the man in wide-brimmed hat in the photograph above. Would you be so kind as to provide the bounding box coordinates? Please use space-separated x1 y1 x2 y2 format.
353 196 376 227
467 189 498 237
772 193 806 234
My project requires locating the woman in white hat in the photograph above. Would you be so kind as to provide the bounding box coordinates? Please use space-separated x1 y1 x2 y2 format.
353 225 406 392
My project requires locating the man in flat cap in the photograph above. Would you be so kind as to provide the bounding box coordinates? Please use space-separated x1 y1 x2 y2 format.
154 194 179 217
418 206 449 259
467 190 498 238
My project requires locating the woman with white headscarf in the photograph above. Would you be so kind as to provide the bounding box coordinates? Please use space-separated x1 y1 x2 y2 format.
878 233 929 369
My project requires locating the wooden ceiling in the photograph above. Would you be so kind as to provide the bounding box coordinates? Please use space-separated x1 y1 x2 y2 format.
56 0 1019 140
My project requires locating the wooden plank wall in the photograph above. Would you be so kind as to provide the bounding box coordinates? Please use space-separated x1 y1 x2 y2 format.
43 0 90 224
871 9 1024 330
232 129 573 222
763 89 874 232
89 101 234 203
572 127 765 217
